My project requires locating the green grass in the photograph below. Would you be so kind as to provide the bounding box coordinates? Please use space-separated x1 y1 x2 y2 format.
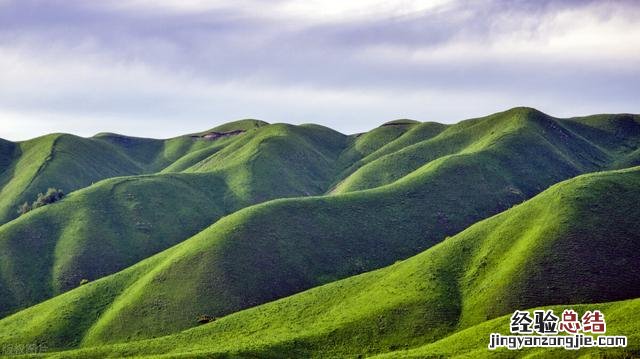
329 121 448 191
0 123 349 317
331 121 418 180
0 119 276 227
332 108 635 193
371 298 640 358
0 134 139 225
8 166 639 358
0 108 639 357
190 118 268 135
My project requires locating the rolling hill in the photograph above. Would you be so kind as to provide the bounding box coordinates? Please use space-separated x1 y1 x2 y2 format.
0 119 277 228
0 122 350 317
0 134 142 226
5 166 638 358
333 109 640 193
0 108 638 358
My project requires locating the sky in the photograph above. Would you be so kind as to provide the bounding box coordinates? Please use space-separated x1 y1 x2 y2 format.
0 0 639 140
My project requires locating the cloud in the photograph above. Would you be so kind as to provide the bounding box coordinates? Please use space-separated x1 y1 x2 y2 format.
0 0 638 140
98 0 455 21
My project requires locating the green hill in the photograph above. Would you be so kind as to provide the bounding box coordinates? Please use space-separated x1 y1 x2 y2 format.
0 134 142 225
333 108 640 193
0 119 274 227
198 118 269 134
0 108 639 357
61 107 634 345
0 123 349 317
330 121 448 191
7 166 639 358
372 298 640 358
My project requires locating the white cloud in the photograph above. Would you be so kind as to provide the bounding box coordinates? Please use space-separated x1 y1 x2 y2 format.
359 2 640 68
100 0 454 22
0 45 421 139
0 109 121 140
0 0 638 141
273 0 453 22
100 0 238 13
0 41 543 140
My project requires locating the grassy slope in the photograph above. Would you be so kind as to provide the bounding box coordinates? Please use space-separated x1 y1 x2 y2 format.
562 113 640 170
333 108 640 193
0 134 143 225
1 110 638 349
0 119 272 226
202 119 268 133
372 298 640 359
329 121 448 191
21 166 640 358
0 123 349 317
182 123 349 199
96 119 271 173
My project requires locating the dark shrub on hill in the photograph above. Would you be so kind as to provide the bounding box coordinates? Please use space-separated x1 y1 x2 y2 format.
32 188 65 209
196 315 216 324
16 188 65 216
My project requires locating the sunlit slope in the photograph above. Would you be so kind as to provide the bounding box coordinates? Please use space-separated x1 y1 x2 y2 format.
0 123 349 317
181 124 350 197
13 167 640 358
44 300 640 359
334 108 640 193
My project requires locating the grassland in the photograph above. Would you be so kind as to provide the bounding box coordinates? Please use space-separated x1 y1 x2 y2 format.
0 108 638 358
372 298 640 359
333 108 640 193
0 119 279 227
6 166 638 358
0 122 350 316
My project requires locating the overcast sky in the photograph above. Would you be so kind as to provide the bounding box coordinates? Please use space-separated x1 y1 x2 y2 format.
1 0 639 140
